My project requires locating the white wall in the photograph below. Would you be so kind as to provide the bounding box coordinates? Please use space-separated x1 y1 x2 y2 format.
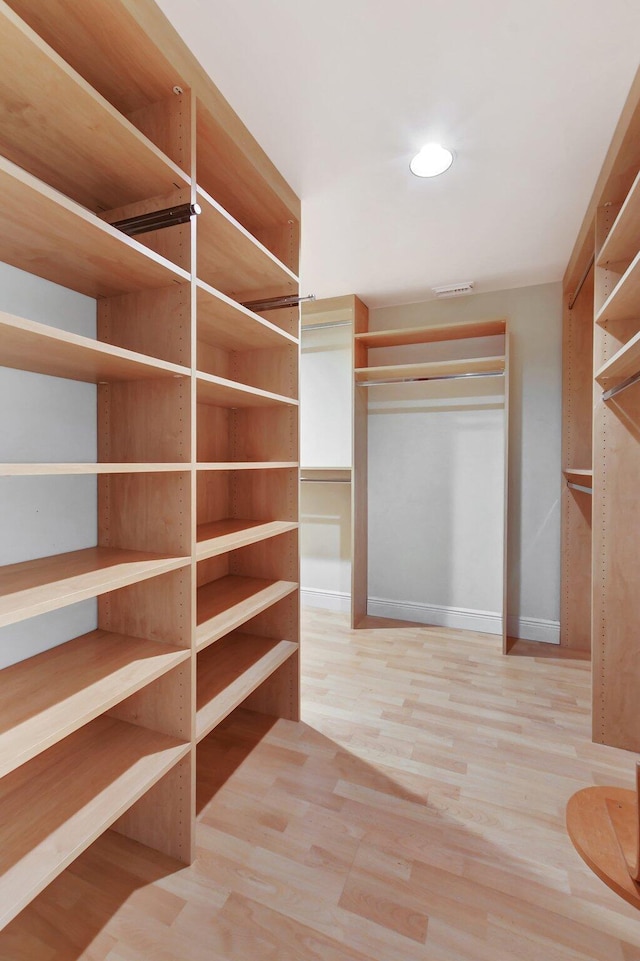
300 323 352 609
0 262 97 669
369 282 562 641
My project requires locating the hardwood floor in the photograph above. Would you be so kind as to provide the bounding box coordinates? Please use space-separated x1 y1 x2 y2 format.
2 608 640 960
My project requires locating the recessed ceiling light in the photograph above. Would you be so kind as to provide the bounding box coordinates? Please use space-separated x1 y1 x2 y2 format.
410 143 454 178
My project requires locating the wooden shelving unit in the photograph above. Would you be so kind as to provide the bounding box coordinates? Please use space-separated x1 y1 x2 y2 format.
352 316 510 650
560 70 640 736
0 0 300 931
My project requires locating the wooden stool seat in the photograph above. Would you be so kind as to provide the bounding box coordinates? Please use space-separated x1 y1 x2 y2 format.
567 778 640 908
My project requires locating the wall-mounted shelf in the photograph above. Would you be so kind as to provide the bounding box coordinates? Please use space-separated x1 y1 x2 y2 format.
197 576 297 652
0 630 189 779
197 280 297 351
595 330 640 390
196 371 298 409
0 716 189 930
355 318 506 349
0 547 189 628
564 468 593 485
0 155 189 299
0 464 189 475
597 170 640 267
196 520 298 561
197 462 298 472
0 311 190 384
197 186 298 297
595 252 640 326
300 467 352 483
196 634 298 741
0 2 188 212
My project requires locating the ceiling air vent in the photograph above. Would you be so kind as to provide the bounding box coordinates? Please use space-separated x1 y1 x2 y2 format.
431 281 474 298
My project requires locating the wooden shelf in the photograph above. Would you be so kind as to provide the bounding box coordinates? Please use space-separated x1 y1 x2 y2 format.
598 170 640 267
196 371 298 409
564 468 593 484
0 546 189 628
197 519 298 561
197 462 298 472
197 575 297 652
355 318 506 349
197 186 298 297
595 329 640 389
596 252 640 325
0 715 189 930
196 633 297 741
301 467 352 483
196 280 297 351
0 464 189 475
0 630 189 780
0 3 188 212
0 311 190 384
0 154 189 299
355 355 506 384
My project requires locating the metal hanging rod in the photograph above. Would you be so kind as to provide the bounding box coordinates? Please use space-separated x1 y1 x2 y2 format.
302 320 352 332
301 478 351 484
568 254 595 310
567 481 593 495
602 369 640 402
241 294 316 313
358 370 505 388
112 202 201 237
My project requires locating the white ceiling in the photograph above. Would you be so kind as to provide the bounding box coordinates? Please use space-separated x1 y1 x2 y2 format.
157 0 639 308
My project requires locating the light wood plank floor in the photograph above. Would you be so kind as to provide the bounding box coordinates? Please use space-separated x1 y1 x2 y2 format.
2 609 640 960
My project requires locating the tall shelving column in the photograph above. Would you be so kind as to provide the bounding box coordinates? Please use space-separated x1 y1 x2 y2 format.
560 66 640 742
352 316 509 642
0 0 301 933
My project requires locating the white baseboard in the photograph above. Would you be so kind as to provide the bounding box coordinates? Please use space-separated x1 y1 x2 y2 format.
367 597 502 635
301 588 351 614
507 615 560 645
301 591 560 645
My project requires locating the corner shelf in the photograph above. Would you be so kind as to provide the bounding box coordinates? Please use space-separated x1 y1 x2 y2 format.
196 520 298 561
196 633 298 741
596 252 640 326
0 715 189 930
355 318 506 349
197 186 298 297
197 576 297 652
0 630 189 779
0 154 190 299
0 546 190 628
0 2 189 212
355 355 506 384
597 170 640 267
0 311 191 383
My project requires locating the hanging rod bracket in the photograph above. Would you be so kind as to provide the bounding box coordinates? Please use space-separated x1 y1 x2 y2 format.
112 202 201 237
602 370 640 402
242 294 316 313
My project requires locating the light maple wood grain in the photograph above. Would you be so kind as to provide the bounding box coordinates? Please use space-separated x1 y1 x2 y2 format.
597 169 640 267
197 575 297 651
197 520 299 562
355 318 506 349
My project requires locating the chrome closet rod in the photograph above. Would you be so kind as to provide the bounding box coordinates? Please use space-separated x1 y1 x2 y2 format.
602 369 640 402
567 482 593 495
568 254 595 311
302 320 352 332
358 370 505 387
300 478 351 484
